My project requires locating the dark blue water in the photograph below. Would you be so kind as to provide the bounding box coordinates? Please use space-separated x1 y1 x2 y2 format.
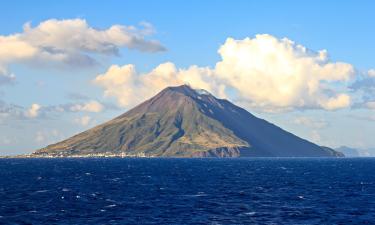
0 158 374 224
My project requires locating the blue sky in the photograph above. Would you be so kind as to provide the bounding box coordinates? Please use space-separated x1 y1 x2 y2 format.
1 0 374 155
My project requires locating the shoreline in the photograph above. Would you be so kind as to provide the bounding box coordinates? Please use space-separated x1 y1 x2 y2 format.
1 155 365 159
0 153 155 159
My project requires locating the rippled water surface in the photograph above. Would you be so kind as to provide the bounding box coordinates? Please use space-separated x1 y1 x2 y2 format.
0 158 375 224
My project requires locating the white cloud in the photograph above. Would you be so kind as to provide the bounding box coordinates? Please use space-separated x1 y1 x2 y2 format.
0 18 165 85
368 69 375 77
95 34 355 112
74 115 92 126
318 94 351 111
0 100 108 124
25 103 41 118
94 62 225 107
69 100 104 113
19 19 165 55
215 34 354 111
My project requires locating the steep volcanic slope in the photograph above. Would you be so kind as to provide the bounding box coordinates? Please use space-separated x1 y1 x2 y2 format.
34 85 342 157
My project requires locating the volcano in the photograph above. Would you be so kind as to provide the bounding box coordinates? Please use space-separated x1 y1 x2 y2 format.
34 85 343 157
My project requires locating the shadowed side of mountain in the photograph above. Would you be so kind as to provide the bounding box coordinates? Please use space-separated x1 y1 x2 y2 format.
190 95 343 157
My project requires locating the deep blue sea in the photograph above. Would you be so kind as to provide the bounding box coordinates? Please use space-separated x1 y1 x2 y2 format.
0 158 374 224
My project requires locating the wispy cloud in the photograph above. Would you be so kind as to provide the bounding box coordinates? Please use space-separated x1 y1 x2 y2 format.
349 70 375 109
0 99 117 124
347 114 375 122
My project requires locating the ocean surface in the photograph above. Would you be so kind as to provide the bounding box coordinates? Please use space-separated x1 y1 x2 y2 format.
0 158 374 224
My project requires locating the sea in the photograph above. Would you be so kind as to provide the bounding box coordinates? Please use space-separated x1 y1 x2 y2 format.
0 158 374 224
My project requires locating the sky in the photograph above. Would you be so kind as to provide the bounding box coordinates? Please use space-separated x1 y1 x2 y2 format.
0 0 374 155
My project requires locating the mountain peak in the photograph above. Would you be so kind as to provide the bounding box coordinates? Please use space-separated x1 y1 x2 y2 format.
160 84 213 98
165 84 193 92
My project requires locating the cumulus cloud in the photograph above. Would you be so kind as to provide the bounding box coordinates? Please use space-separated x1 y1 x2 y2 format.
0 18 165 84
94 62 226 107
215 34 354 111
317 94 351 111
95 34 355 111
19 19 165 56
25 103 41 118
74 115 92 126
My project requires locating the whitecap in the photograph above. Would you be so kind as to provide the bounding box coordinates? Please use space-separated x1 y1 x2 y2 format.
105 204 117 208
183 192 207 197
